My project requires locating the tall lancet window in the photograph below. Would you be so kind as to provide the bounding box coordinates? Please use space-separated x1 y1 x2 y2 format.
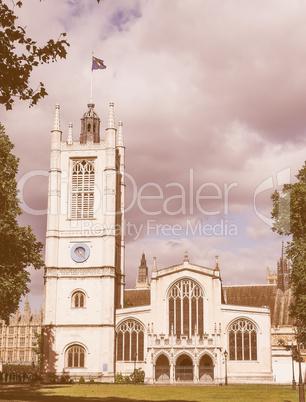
116 320 145 362
228 319 257 361
168 279 204 338
71 159 95 219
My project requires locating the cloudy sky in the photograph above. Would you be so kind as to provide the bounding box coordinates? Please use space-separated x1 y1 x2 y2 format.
2 0 306 310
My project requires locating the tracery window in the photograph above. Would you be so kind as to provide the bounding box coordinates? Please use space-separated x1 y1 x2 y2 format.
168 279 204 338
116 320 144 362
66 345 85 368
71 159 95 219
72 291 85 308
228 319 257 361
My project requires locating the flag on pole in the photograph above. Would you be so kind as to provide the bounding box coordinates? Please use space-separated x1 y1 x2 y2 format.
92 56 106 70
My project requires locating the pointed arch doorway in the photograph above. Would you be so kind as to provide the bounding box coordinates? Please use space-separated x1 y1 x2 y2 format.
199 354 214 382
175 354 193 381
155 354 170 382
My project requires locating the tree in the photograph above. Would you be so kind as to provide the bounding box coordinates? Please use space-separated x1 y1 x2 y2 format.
0 125 44 323
0 0 105 110
0 0 70 110
271 161 306 333
32 332 42 368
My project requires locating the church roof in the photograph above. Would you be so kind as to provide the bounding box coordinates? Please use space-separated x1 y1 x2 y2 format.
223 285 294 327
124 289 150 307
123 284 294 327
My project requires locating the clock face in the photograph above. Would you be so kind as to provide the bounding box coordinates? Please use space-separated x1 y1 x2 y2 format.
71 243 90 263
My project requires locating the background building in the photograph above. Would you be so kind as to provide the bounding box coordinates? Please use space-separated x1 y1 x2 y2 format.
0 298 42 364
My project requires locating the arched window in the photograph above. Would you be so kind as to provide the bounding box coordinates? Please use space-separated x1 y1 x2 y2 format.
66 345 85 368
116 320 145 362
71 159 95 219
72 291 85 308
228 319 257 361
168 279 204 338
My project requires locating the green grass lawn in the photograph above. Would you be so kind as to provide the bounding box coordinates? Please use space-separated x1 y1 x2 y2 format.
40 384 301 402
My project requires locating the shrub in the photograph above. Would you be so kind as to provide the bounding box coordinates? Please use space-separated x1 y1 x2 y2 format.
115 372 131 384
130 368 145 384
79 376 85 384
89 378 95 383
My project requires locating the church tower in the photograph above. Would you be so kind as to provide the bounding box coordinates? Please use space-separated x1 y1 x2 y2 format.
136 253 150 289
42 102 125 381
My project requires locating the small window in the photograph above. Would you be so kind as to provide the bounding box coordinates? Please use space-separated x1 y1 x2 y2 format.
66 345 85 368
72 291 85 308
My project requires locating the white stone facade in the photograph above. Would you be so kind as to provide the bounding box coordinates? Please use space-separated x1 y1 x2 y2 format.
42 101 283 384
116 259 273 384
42 103 125 381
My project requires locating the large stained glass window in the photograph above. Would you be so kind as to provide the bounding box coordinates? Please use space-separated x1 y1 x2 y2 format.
228 319 257 361
169 279 204 338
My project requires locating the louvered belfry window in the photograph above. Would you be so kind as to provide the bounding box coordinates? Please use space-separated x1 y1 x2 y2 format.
71 160 95 219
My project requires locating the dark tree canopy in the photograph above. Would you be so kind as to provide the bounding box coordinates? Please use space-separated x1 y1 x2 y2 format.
0 0 69 110
271 161 306 334
0 125 44 323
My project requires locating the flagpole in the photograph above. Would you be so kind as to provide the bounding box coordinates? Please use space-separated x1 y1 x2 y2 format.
90 52 93 103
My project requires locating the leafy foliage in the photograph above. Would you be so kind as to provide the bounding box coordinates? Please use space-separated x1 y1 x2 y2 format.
0 125 44 323
271 161 306 336
115 372 131 384
124 297 133 307
130 368 145 383
32 332 42 367
0 0 69 110
115 368 145 384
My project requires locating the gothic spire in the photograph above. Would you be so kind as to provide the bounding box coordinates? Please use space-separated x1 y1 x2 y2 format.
68 122 73 145
53 103 61 131
152 257 157 272
215 255 220 271
138 252 148 283
108 102 115 129
117 121 124 146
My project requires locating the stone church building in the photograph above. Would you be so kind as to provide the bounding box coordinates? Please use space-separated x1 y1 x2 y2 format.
41 101 302 383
